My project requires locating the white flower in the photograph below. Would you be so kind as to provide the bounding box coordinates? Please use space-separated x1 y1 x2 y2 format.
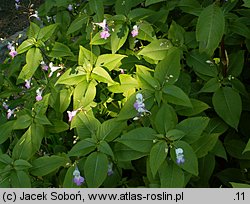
48 62 63 77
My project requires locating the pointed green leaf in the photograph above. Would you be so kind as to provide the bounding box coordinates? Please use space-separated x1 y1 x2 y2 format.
212 87 242 129
49 42 74 57
0 121 15 144
10 171 31 187
117 127 156 153
154 47 181 84
158 160 185 187
138 39 173 61
176 117 210 143
196 4 225 56
68 138 96 157
111 24 129 54
92 66 114 84
84 152 108 187
163 84 192 107
30 155 68 176
149 141 168 176
96 54 127 71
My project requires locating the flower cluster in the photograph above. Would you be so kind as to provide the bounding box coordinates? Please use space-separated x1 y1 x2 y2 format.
175 148 185 164
133 93 150 120
7 42 17 58
94 19 111 40
73 167 84 186
94 19 140 40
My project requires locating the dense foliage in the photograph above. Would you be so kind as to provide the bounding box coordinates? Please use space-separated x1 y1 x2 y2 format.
0 0 250 188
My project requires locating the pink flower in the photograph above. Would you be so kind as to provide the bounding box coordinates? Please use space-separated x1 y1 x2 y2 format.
36 88 43 101
67 109 79 122
131 25 139 37
41 61 48 71
8 43 18 58
7 109 15 119
100 30 110 39
2 102 9 110
25 79 31 89
94 19 111 40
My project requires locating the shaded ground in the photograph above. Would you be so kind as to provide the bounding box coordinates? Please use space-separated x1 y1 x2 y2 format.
0 0 44 38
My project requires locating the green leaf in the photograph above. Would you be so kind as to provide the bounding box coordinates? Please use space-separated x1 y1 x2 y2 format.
178 0 202 16
115 0 144 15
243 0 250 7
186 50 218 78
228 50 245 77
243 139 250 154
78 46 97 67
84 152 108 187
73 79 97 109
0 121 15 144
230 182 250 188
116 127 156 153
13 159 32 171
196 4 225 56
34 93 50 115
154 47 181 84
98 141 114 159
37 23 58 41
27 22 40 39
12 124 44 160
158 160 185 187
47 119 69 133
71 111 101 139
92 66 114 84
176 98 210 116
10 171 31 187
176 117 210 143
95 54 127 71
114 143 148 161
56 69 86 86
17 48 42 83
149 141 168 176
89 0 104 22
145 0 166 6
138 39 173 61
163 84 192 107
67 15 88 35
16 39 35 54
197 154 215 187
59 89 72 113
210 140 227 160
108 74 138 93
212 87 242 129
155 103 178 134
192 133 219 158
30 155 68 176
136 21 156 42
13 114 32 130
136 65 160 91
97 119 126 141
230 20 250 39
49 42 74 57
111 24 129 54
63 166 76 188
166 129 186 141
199 78 220 93
68 138 96 157
168 21 185 46
171 140 198 176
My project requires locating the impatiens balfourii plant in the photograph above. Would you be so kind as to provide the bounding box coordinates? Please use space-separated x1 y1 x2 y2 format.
0 0 250 188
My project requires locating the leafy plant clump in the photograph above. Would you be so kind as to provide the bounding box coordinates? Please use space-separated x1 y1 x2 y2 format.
0 0 250 188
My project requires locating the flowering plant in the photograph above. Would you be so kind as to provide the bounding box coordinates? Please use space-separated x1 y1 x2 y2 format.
0 0 249 188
